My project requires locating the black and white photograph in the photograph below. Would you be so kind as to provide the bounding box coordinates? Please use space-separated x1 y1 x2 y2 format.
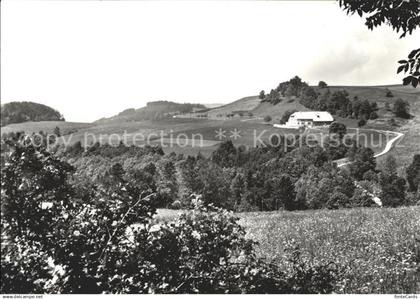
1 0 419 296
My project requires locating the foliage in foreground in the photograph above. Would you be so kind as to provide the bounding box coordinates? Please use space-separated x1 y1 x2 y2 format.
1 139 338 294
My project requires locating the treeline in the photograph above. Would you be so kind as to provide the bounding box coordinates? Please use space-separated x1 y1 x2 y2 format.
146 101 206 113
259 76 411 126
55 125 419 211
1 101 65 126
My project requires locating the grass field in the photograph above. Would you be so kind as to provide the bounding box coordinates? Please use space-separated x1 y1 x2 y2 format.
157 206 420 294
206 96 261 118
0 121 93 136
1 117 389 157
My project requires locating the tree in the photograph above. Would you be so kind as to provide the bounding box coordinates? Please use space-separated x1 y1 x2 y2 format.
379 155 406 207
230 172 247 210
157 159 179 207
318 81 328 88
359 99 372 119
264 115 272 122
275 174 297 211
350 180 379 207
329 122 347 140
385 89 394 97
280 110 297 124
299 86 318 108
348 147 376 180
382 155 398 176
337 0 420 87
54 126 61 137
406 154 420 192
199 164 232 209
295 165 354 210
259 90 265 99
393 98 410 118
358 118 366 127
211 140 238 168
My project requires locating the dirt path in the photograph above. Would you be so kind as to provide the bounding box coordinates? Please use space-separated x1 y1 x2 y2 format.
336 129 405 206
336 129 404 167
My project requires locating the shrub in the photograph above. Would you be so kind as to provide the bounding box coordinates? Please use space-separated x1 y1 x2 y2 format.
357 118 366 127
280 110 297 125
264 115 272 122
393 98 410 119
318 81 328 88
406 154 420 192
259 90 265 100
388 118 397 126
369 111 378 120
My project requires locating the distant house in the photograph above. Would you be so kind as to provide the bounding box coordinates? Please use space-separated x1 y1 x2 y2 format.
274 111 334 128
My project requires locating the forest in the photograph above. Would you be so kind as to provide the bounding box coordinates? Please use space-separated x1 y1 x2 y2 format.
1 102 65 127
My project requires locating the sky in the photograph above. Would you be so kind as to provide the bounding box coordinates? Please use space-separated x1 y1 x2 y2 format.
1 1 419 122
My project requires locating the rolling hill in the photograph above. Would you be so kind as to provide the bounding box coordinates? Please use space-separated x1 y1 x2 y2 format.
1 101 65 127
1 84 418 163
1 121 93 136
205 96 261 118
95 101 206 124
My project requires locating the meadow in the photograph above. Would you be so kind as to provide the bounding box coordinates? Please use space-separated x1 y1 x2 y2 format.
157 206 420 294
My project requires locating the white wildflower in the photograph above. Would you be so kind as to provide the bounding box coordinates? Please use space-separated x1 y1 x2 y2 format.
191 230 201 240
150 224 161 232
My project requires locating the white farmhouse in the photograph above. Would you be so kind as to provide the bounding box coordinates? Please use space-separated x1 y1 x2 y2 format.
274 111 334 129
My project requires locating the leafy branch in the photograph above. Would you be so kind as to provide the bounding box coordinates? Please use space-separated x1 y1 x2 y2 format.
398 48 420 88
338 0 420 87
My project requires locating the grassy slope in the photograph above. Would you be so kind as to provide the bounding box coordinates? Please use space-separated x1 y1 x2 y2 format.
326 85 419 102
204 85 419 123
206 96 261 118
375 87 420 172
157 206 420 293
1 121 93 136
250 100 309 121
